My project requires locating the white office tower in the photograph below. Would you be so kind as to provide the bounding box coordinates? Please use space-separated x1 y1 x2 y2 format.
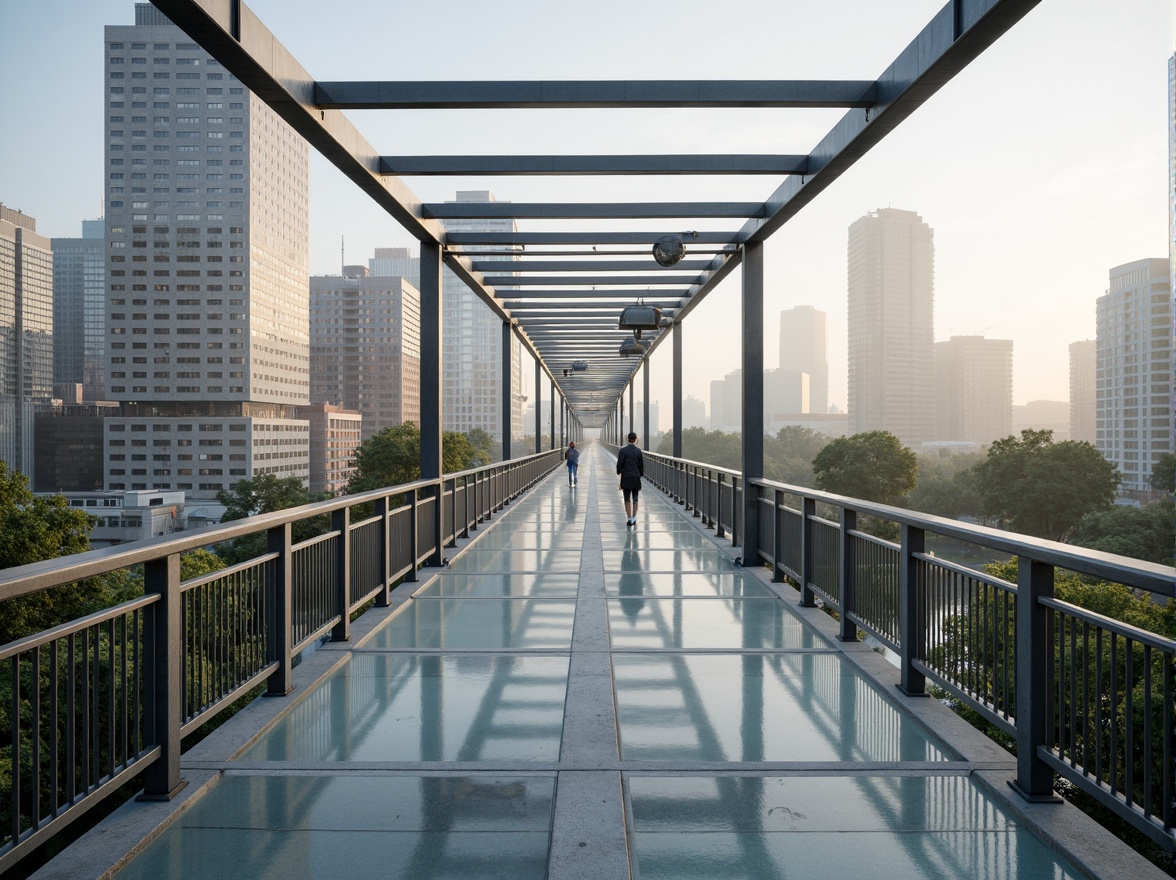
847 208 936 446
1095 259 1172 495
1068 340 1096 444
0 205 54 478
934 335 1013 444
369 247 420 281
52 219 107 400
779 305 828 414
438 191 523 451
103 5 310 501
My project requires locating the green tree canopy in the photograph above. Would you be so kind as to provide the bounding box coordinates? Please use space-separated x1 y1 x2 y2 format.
217 473 320 522
974 429 1119 541
347 423 500 495
812 431 917 506
763 426 830 488
908 452 985 519
1069 498 1175 566
1149 452 1175 494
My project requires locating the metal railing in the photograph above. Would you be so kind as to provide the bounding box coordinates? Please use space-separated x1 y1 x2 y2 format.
0 448 561 871
641 450 1175 852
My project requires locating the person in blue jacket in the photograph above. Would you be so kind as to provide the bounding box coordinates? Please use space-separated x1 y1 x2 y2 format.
564 441 580 487
616 432 644 527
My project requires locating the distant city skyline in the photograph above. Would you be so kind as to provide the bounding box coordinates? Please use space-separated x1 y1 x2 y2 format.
1 1 1169 418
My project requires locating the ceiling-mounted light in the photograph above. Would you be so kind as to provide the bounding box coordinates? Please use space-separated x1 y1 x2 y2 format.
619 303 662 339
652 234 685 267
619 335 647 357
572 360 589 372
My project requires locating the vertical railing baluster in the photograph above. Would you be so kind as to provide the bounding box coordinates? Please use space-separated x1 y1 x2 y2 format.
772 489 785 583
375 497 391 607
11 655 20 843
799 497 816 608
332 506 351 642
139 553 185 801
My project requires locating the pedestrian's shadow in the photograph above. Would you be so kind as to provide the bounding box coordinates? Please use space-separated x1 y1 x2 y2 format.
617 529 645 623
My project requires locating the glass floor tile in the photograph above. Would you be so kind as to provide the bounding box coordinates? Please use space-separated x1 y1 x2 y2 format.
364 598 577 650
627 776 1083 880
445 548 583 573
240 653 569 763
468 531 585 550
608 598 828 651
115 774 554 880
416 572 581 598
605 571 776 598
613 653 949 763
602 548 736 573
601 530 718 550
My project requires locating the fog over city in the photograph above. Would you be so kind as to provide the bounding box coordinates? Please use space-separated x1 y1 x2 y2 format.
2 0 1169 415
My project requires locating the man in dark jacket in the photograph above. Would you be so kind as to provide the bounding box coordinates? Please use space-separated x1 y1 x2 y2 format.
616 432 644 528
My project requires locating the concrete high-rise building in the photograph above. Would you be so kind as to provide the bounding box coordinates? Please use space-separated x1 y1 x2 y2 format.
1069 339 1096 444
1096 259 1172 495
779 305 827 414
935 335 1013 444
438 192 524 450
310 272 420 438
765 368 810 421
1012 400 1069 440
369 247 420 281
297 403 362 496
0 205 54 478
847 208 936 445
102 6 311 502
52 219 107 400
682 395 707 430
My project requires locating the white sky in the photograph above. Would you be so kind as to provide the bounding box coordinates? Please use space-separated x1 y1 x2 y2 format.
1 0 1170 422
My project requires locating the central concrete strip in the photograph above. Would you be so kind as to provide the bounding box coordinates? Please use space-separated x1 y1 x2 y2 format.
547 450 631 880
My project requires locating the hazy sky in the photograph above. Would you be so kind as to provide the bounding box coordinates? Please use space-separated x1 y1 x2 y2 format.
1 0 1170 423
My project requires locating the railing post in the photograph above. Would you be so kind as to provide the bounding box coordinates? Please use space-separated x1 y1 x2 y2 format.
839 508 858 641
407 488 419 582
898 524 926 696
1012 556 1060 802
138 553 186 801
732 476 741 549
266 523 294 695
332 506 351 642
715 474 725 539
772 489 785 582
375 497 391 607
800 497 816 607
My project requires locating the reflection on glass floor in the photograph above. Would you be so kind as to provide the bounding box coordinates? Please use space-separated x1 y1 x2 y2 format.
415 572 580 598
365 598 577 649
628 775 1083 879
613 653 949 762
116 774 554 880
605 571 776 598
241 653 569 763
608 598 829 650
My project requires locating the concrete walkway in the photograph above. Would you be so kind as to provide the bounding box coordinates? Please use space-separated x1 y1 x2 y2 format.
37 443 1165 880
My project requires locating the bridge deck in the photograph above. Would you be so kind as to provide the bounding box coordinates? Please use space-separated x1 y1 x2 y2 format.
46 445 1142 879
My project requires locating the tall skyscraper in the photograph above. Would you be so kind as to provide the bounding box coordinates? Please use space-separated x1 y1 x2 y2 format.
934 335 1013 444
52 218 106 400
310 270 421 438
681 395 707 430
779 305 828 414
369 247 419 280
1068 339 1096 444
847 208 936 445
0 205 54 478
438 191 523 449
102 5 311 501
1095 259 1172 494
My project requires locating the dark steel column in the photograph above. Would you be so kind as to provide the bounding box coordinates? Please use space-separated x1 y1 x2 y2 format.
629 379 635 439
1013 557 1060 802
549 377 556 450
643 359 650 450
672 321 683 457
535 359 542 453
139 554 186 800
560 397 565 447
741 240 764 564
501 321 513 460
421 242 444 566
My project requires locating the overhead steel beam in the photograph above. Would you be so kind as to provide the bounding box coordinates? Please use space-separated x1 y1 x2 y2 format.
382 154 808 176
462 248 734 257
502 296 682 307
472 259 715 273
483 275 699 287
425 203 762 220
316 80 877 109
497 290 689 300
740 0 1043 246
446 232 740 246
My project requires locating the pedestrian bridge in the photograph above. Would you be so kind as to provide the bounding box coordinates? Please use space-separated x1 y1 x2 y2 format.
17 443 1167 880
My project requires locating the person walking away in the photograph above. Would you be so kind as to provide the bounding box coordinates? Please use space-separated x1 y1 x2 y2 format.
616 432 644 527
564 441 580 487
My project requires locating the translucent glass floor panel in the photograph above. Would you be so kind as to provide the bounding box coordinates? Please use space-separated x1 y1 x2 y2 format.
241 653 569 763
602 548 736 573
469 530 585 551
416 573 581 598
608 598 828 650
446 549 583 573
601 530 719 550
628 776 1082 880
365 598 577 650
605 571 776 599
115 774 554 880
613 653 949 762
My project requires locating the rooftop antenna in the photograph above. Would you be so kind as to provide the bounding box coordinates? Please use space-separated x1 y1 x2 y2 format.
341 235 345 275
